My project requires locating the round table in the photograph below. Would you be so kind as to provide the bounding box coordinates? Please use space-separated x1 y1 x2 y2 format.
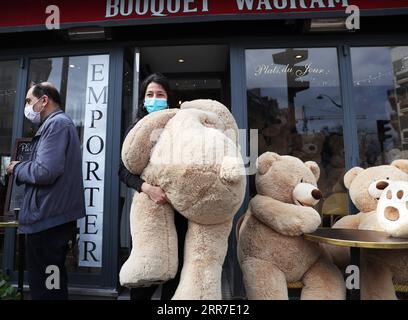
304 228 408 249
304 228 408 300
0 216 18 228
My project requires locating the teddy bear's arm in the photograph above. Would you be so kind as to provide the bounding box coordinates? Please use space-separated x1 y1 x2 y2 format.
121 109 178 174
250 194 321 236
331 212 363 230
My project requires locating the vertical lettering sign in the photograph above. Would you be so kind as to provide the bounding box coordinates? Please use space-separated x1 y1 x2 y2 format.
78 55 109 268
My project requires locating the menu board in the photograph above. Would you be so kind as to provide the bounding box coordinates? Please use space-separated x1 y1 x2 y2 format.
4 138 32 213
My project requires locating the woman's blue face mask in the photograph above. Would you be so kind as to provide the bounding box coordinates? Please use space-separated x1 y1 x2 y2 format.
144 98 168 113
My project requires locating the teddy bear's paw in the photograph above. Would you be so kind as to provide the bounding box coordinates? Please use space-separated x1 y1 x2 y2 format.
278 210 320 236
291 209 321 235
300 219 321 234
377 180 408 238
299 213 321 234
219 156 245 184
119 255 175 287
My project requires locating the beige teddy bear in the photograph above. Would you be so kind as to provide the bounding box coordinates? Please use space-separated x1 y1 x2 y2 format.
237 152 346 300
325 161 408 266
119 99 246 300
325 160 408 299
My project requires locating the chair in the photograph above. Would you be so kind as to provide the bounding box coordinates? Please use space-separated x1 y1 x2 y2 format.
321 192 349 227
395 283 408 293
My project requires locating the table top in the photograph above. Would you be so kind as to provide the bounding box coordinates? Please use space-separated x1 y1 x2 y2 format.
304 228 408 249
0 214 18 228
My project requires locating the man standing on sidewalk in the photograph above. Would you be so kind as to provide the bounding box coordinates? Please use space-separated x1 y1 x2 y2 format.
6 82 86 299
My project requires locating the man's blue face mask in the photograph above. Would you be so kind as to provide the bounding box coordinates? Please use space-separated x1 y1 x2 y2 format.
144 98 168 113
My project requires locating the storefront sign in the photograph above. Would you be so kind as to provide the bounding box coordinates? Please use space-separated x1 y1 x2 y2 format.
105 0 349 17
1 0 408 32
78 55 110 268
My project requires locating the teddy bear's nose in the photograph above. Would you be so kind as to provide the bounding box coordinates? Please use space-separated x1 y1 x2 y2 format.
312 189 323 200
376 181 389 190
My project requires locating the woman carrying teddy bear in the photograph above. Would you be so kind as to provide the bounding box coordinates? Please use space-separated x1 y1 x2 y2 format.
118 73 188 300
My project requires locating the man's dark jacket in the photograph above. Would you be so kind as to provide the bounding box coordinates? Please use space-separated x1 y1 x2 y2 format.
14 110 86 234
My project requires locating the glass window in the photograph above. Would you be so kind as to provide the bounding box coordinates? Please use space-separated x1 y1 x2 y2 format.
246 48 349 220
24 55 110 275
351 46 408 167
25 57 87 139
0 60 19 268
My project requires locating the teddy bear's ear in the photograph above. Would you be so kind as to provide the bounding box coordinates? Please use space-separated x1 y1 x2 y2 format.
305 161 320 180
122 109 178 174
256 152 280 175
391 159 408 175
343 166 364 190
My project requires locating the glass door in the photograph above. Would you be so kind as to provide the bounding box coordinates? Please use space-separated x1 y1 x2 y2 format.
1 50 124 292
0 60 20 268
23 54 111 277
118 45 231 297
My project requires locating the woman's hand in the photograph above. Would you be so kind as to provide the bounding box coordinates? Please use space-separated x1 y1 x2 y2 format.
141 182 168 204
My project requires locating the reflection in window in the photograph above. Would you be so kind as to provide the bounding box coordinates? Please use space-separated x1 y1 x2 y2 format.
246 48 348 222
25 57 86 140
351 47 408 167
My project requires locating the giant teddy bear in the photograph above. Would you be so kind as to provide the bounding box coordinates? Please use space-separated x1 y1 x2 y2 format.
119 99 246 300
324 160 408 299
237 152 346 300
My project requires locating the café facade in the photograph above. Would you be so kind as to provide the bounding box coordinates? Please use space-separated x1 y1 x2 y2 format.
0 0 408 298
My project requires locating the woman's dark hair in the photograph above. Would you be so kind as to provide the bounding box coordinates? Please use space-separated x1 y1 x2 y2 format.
32 83 62 106
136 72 174 119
